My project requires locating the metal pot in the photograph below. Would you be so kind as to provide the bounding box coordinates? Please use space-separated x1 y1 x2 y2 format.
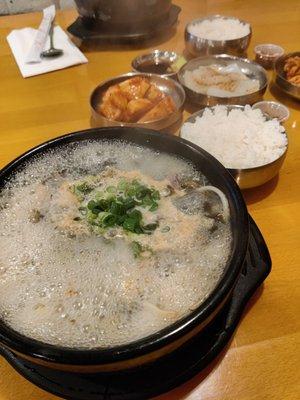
74 0 172 26
0 127 249 373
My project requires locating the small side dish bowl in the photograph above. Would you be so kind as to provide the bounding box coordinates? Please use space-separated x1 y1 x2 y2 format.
274 51 300 100
90 72 186 132
254 44 284 70
185 15 252 57
131 50 180 79
252 101 289 122
180 105 288 189
178 54 267 107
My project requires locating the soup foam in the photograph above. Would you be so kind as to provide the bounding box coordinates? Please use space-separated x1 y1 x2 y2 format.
0 141 232 348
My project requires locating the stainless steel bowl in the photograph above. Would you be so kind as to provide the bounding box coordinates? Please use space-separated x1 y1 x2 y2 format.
274 51 300 100
131 50 180 79
252 101 290 122
254 44 284 70
185 15 251 57
180 105 288 189
178 54 268 107
90 72 186 132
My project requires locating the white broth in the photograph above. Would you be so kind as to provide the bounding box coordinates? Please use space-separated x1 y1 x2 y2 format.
0 141 232 348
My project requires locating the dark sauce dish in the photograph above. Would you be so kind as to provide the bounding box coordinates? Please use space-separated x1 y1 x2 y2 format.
0 127 255 373
132 50 180 78
135 61 173 75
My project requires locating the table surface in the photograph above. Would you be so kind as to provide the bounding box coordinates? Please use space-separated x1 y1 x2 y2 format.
0 1 299 399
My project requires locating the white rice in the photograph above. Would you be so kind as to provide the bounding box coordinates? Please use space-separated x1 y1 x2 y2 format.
180 105 288 169
188 17 250 41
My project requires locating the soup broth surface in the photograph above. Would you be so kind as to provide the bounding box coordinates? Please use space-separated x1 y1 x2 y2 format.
0 140 232 348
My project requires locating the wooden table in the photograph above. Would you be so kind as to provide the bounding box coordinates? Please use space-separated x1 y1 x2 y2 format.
0 1 299 399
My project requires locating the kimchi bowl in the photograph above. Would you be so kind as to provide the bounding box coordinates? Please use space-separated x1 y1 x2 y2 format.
90 72 185 132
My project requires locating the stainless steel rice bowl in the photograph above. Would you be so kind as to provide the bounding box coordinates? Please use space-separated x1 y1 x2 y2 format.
185 15 252 57
180 105 288 189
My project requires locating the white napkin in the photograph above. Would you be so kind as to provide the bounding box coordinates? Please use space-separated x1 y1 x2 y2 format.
7 26 88 78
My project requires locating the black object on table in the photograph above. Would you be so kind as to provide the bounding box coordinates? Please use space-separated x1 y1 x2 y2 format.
67 5 181 42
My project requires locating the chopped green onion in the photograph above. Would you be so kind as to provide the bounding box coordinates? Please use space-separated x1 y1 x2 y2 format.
87 200 97 210
123 217 138 233
79 177 160 240
127 209 142 221
102 213 117 227
143 222 158 231
75 182 93 194
106 186 117 194
131 241 142 258
149 202 158 212
151 190 160 201
87 210 97 223
131 241 154 258
110 201 125 215
117 179 127 191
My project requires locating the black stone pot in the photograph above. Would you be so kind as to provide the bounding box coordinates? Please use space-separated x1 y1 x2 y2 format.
0 127 249 374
